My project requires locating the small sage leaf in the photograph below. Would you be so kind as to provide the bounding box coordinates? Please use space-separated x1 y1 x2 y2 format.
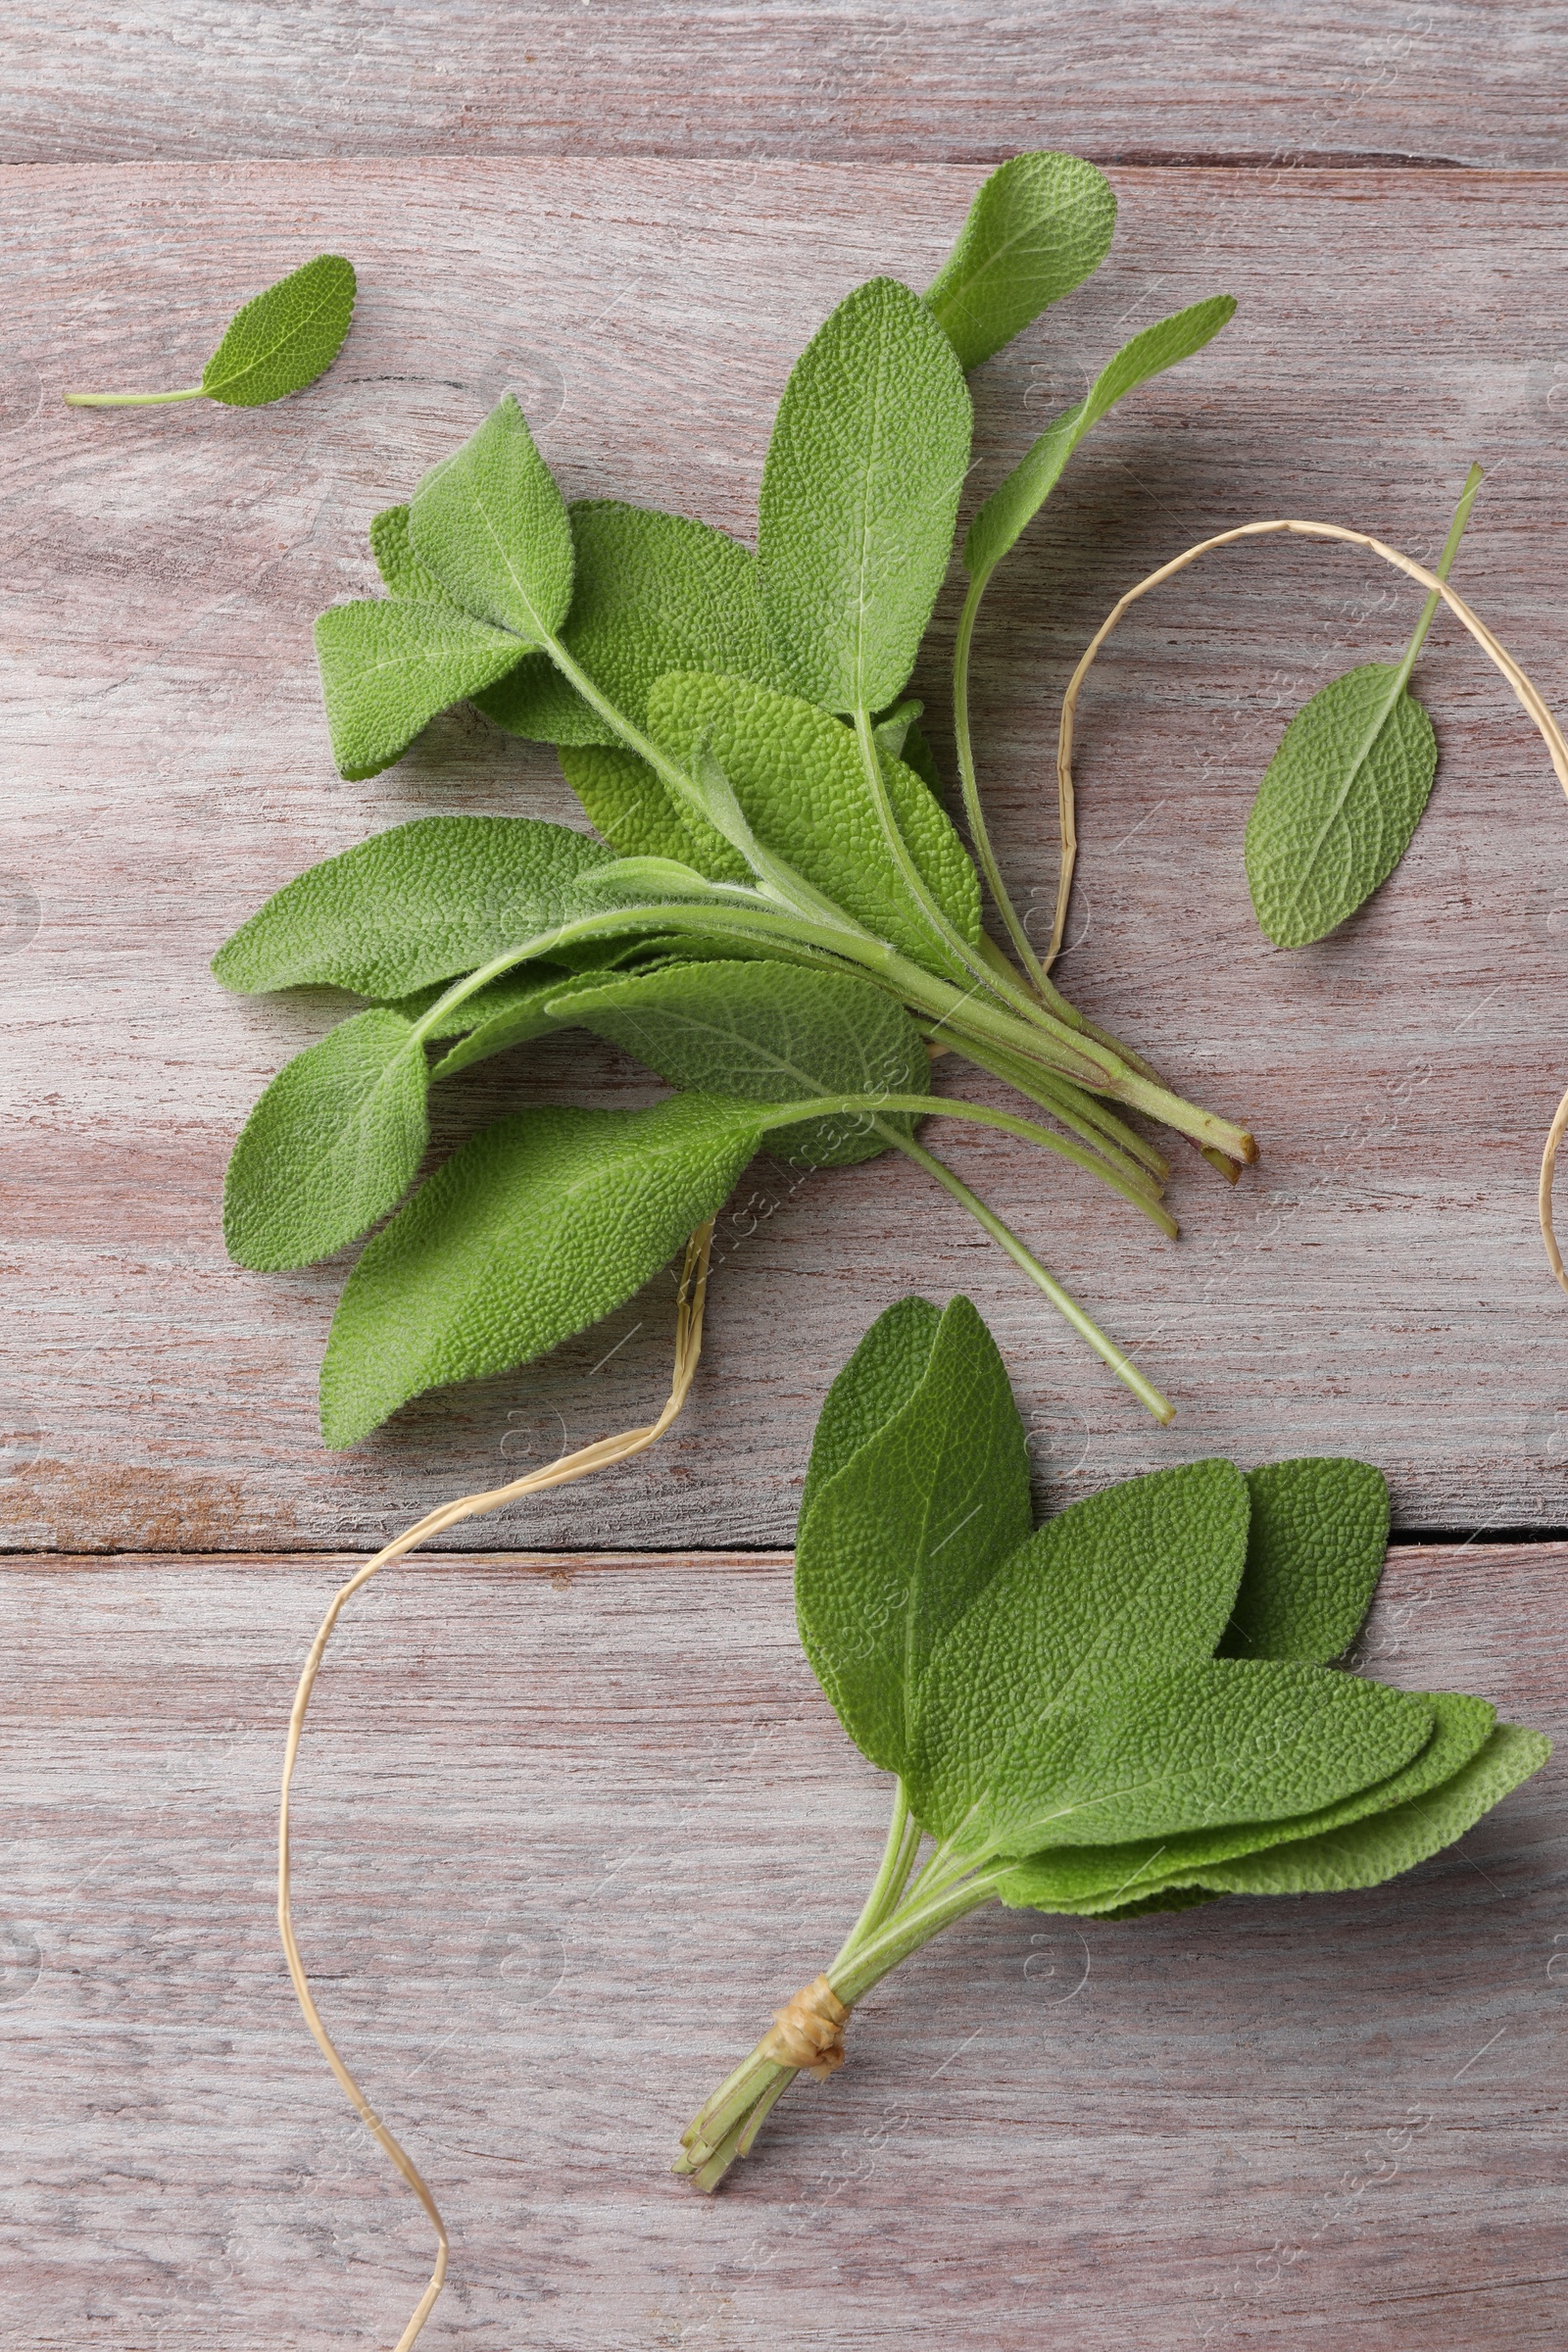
925 152 1116 372
222 1008 427 1271
409 392 574 645
314 598 523 781
212 815 615 999
318 1093 768 1446
559 742 750 881
758 276 972 714
1217 1458 1390 1664
368 505 469 610
201 254 357 406
426 970 615 1081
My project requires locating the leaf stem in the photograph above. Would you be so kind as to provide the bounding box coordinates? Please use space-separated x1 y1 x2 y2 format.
1390 463 1484 695
953 567 1056 993
63 384 207 407
882 1127 1176 1422
838 1784 923 1953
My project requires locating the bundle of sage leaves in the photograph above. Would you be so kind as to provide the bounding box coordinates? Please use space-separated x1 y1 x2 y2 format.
214 154 1256 1443
674 1293 1548 2187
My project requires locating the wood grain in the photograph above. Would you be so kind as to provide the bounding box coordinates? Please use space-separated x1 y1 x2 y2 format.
8 160 1568 1550
1 1543 1561 2349
6 4 1568 170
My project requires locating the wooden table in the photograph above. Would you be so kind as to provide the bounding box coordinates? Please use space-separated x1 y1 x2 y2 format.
3 12 1566 2347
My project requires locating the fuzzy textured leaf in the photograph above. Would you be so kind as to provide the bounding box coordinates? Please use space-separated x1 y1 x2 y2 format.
925 153 1116 372
908 1460 1250 1838
796 1296 944 1530
475 501 788 745
369 504 468 610
314 599 522 781
963 296 1236 579
558 742 750 880
793 1296 1033 1778
409 393 574 646
427 969 617 1080
223 1008 427 1271
200 254 356 407
648 671 981 973
758 276 972 713
319 1094 767 1446
1218 1458 1390 1664
212 815 614 999
560 958 930 1167
1245 662 1439 948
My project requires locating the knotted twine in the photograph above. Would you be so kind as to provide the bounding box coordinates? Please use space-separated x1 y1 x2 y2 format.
760 1973 850 2079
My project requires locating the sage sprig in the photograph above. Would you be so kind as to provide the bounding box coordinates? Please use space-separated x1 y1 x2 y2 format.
65 253 356 409
220 157 1257 1443
674 1295 1549 2188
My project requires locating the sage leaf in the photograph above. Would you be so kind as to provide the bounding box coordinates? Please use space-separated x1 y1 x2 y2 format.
475 500 787 745
996 1689 1494 1912
974 1660 1434 1857
793 1295 1032 1778
1173 1721 1550 1895
223 1008 427 1271
368 504 468 610
758 276 972 714
319 1093 767 1446
426 969 616 1080
314 599 524 781
647 671 981 972
1245 466 1483 948
64 253 356 410
1217 1458 1390 1664
562 959 930 1168
559 742 749 880
907 1459 1250 1838
795 1294 944 1529
212 815 615 998
925 152 1116 372
963 296 1237 582
408 393 574 646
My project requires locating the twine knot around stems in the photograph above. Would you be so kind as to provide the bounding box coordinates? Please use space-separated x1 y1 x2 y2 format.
760 1974 849 2078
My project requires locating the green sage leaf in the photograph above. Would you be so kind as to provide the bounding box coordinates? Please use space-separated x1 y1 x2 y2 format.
647 670 981 973
925 152 1116 372
314 598 523 781
558 742 749 880
793 1295 1033 1779
758 276 972 714
427 969 617 1080
319 1093 768 1447
212 815 615 999
368 504 468 610
796 1295 944 1529
560 958 930 1168
200 254 357 407
409 392 574 645
475 500 788 745
1243 663 1438 949
1217 1458 1390 1664
223 1008 427 1271
963 296 1236 581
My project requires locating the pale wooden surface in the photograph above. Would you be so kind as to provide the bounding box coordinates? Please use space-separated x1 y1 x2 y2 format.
1 1544 1561 2349
7 161 1568 1546
7 4 1568 169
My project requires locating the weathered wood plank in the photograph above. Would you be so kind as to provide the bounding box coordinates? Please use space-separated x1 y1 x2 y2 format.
1 1544 1561 2347
7 160 1568 1549
6 4 1568 169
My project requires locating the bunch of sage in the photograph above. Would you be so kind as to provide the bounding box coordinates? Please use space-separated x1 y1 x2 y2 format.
674 1293 1548 2187
216 155 1254 1441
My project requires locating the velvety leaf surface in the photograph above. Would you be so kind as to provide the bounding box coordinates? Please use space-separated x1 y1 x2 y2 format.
427 969 617 1080
560 958 929 1167
647 670 981 973
319 1093 767 1446
1244 662 1439 948
1218 1458 1391 1663
758 275 971 714
925 152 1116 372
996 1689 1494 1912
409 392 574 646
222 1008 427 1271
368 503 468 609
963 296 1236 579
908 1459 1250 1838
794 1296 1033 1777
475 501 788 744
200 252 356 407
796 1294 943 1529
314 598 523 781
558 742 750 880
974 1660 1434 1856
212 815 614 999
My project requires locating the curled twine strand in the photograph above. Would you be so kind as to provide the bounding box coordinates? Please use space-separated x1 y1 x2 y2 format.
760 1973 849 2079
1044 515 1568 1295
277 1223 714 2352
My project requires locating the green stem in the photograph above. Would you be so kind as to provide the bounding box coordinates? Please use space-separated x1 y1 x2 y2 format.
829 1869 1006 2007
1391 462 1484 693
954 567 1055 993
63 384 207 407
885 1129 1176 1423
947 1031 1169 1181
837 1785 923 1955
